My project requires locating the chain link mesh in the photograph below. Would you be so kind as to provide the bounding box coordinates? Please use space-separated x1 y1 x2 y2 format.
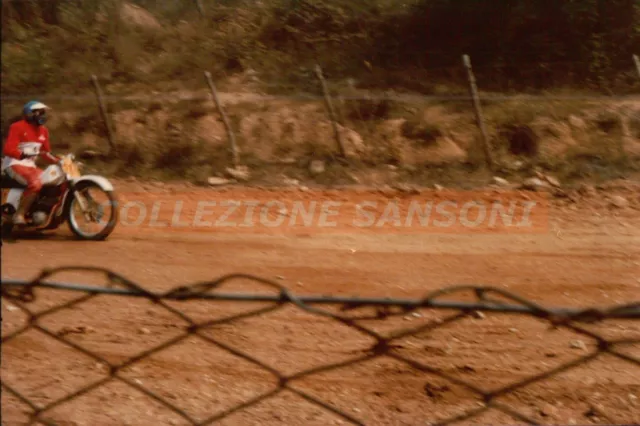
2 266 639 425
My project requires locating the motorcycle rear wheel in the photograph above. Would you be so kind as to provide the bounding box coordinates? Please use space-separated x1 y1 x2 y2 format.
1 220 14 241
67 181 119 241
1 204 15 241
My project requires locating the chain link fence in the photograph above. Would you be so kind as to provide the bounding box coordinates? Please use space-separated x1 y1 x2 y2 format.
2 265 640 425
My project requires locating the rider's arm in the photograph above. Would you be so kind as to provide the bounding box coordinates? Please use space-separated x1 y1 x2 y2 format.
3 123 23 159
40 128 60 164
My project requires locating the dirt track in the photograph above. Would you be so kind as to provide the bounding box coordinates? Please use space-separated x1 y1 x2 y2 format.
2 182 640 425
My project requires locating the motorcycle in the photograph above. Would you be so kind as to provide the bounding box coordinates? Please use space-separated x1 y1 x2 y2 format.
1 153 119 241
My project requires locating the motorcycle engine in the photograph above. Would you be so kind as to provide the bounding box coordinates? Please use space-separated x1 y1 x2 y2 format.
31 211 48 225
32 187 62 212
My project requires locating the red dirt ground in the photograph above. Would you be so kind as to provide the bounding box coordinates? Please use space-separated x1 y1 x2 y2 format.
2 181 639 425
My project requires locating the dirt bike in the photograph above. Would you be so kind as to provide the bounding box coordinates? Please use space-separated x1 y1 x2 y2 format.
1 153 118 241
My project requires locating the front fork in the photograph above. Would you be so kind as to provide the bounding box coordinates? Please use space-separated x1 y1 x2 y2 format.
70 186 99 222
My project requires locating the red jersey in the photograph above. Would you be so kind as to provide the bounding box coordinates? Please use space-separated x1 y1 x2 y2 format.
2 119 58 170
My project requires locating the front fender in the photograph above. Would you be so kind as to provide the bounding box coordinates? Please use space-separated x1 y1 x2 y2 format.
71 175 115 192
58 175 116 218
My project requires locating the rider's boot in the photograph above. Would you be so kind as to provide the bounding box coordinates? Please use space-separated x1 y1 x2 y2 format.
13 193 37 226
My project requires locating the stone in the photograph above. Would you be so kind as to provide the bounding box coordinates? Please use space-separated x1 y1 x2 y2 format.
609 195 629 208
282 177 300 186
539 403 558 417
568 115 587 130
492 176 510 186
207 177 232 186
577 184 596 197
570 340 587 350
225 166 250 181
521 177 550 191
393 183 420 194
309 160 326 175
544 175 561 188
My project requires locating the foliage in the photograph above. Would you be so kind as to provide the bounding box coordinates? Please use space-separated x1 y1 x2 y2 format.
1 0 639 98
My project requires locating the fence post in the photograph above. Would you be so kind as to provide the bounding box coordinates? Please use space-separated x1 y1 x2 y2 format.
194 0 204 17
204 71 239 168
462 54 493 171
315 65 347 158
91 75 116 155
633 55 640 79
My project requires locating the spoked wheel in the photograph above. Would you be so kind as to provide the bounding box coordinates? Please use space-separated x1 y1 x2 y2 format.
67 182 119 240
1 220 16 243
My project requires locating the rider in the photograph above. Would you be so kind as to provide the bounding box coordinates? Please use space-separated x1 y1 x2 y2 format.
2 101 61 225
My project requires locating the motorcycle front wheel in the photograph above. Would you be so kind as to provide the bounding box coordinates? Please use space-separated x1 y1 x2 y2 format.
66 181 119 241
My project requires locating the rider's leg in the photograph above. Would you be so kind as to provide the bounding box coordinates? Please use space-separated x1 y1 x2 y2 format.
5 165 43 225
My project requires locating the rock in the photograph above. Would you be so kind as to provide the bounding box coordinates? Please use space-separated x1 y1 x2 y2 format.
552 188 569 198
378 185 396 197
501 160 525 171
283 177 300 186
570 340 587 350
309 160 326 176
520 177 550 191
339 126 366 155
347 173 361 184
530 117 577 157
568 115 587 130
119 3 162 30
623 139 640 157
207 177 232 186
194 115 226 142
225 166 250 181
393 183 420 194
433 184 444 191
544 175 561 188
585 403 607 420
609 195 629 208
277 157 297 165
577 183 596 197
421 137 467 164
539 403 558 417
492 176 510 186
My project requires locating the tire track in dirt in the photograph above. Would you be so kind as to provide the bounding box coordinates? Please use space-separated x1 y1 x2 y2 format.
2 186 639 425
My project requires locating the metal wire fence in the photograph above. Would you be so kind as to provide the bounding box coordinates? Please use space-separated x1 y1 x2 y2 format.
2 265 640 425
